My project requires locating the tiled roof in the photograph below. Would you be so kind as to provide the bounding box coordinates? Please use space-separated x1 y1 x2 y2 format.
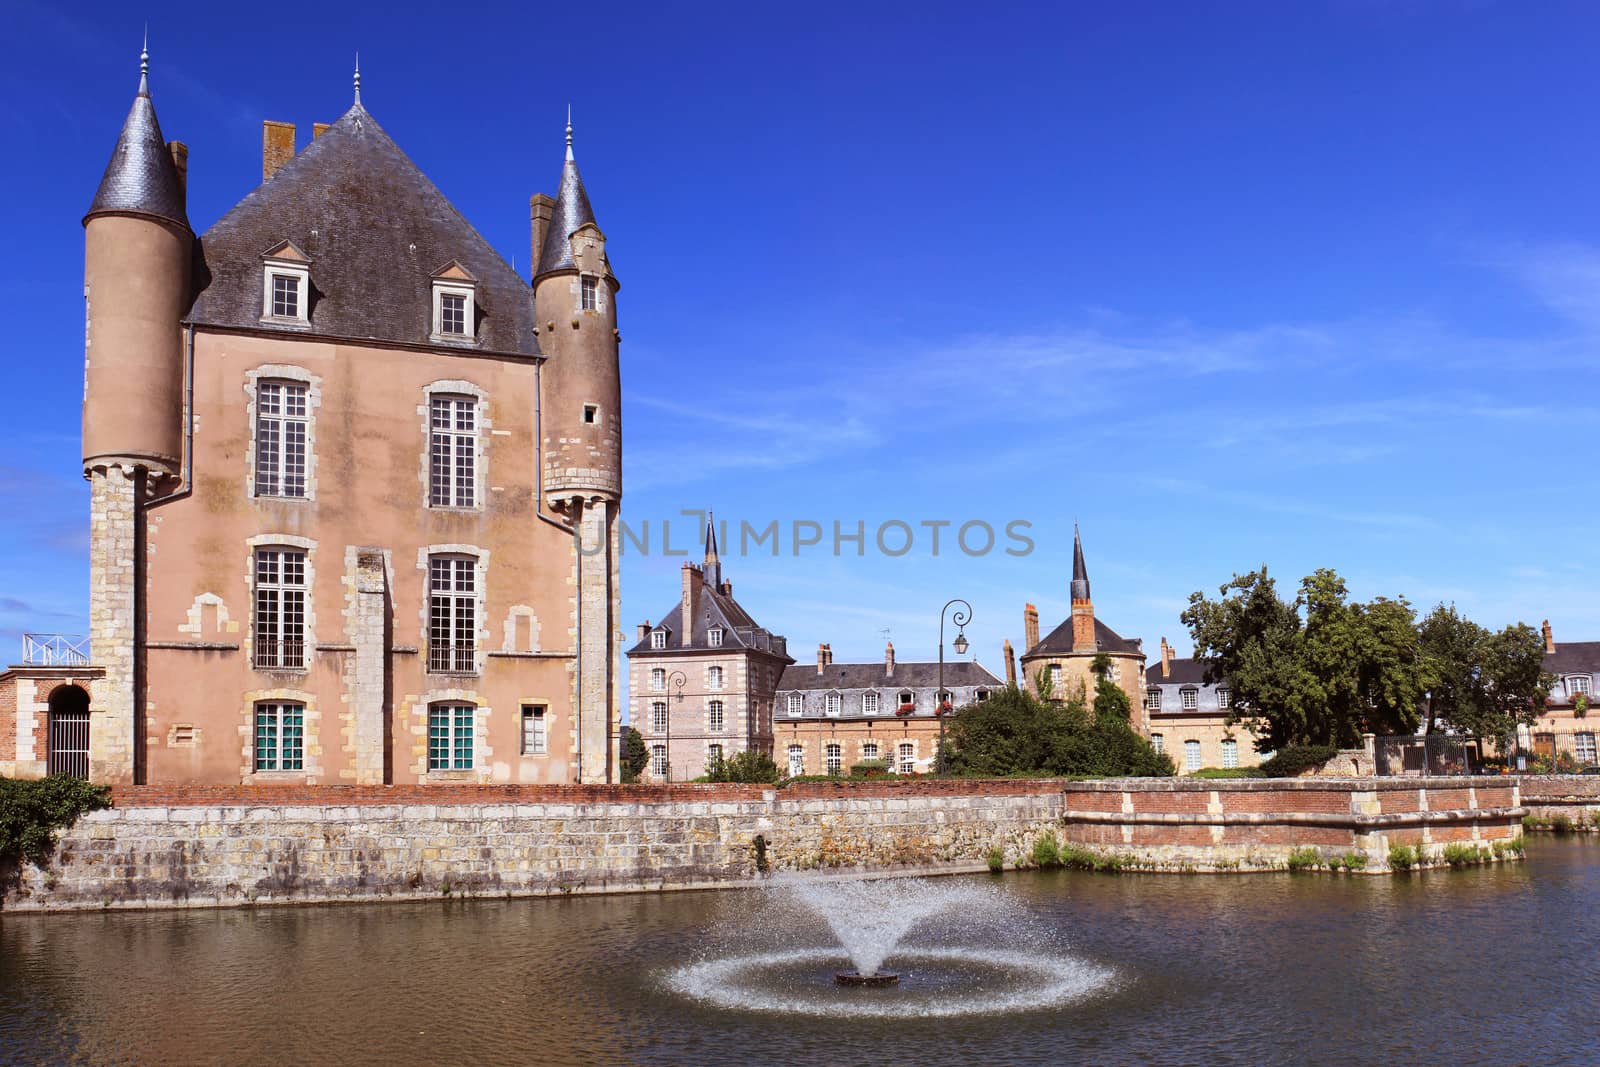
1547 641 1600 677
188 104 538 356
777 660 1002 692
1145 658 1217 686
86 77 188 230
628 585 788 658
536 156 597 277
1026 616 1143 658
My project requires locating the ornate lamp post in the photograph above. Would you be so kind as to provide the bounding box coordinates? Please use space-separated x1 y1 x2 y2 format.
664 670 686 782
937 599 972 767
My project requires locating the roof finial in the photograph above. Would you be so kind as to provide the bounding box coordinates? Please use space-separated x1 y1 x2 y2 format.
138 27 150 96
353 52 361 105
565 104 574 162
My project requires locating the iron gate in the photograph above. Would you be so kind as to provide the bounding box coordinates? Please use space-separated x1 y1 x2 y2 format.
47 710 90 779
1374 734 1480 776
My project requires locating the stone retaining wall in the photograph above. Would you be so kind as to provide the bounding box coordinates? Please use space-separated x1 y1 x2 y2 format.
2 778 1528 911
1518 775 1600 829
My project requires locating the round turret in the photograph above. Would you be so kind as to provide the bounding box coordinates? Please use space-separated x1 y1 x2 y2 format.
81 54 191 479
535 137 621 506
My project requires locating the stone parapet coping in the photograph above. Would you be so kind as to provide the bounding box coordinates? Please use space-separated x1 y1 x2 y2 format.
1063 806 1525 829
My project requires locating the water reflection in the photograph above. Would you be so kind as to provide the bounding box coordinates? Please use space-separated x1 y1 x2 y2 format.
3 838 1597 1066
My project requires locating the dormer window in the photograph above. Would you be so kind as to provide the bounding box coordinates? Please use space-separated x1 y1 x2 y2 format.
260 242 311 327
1145 689 1163 712
708 628 724 648
650 630 667 650
580 275 599 311
430 262 479 344
1180 687 1199 710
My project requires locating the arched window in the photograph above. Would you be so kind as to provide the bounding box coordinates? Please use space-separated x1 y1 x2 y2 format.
825 742 842 776
428 702 474 770
1183 739 1201 771
787 744 805 778
1221 739 1238 769
254 701 305 772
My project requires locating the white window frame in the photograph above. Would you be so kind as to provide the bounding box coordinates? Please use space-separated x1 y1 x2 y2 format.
427 702 475 771
787 744 805 777
428 394 479 509
897 742 916 775
427 554 478 674
650 630 667 650
1184 739 1201 771
253 701 304 771
253 547 307 670
1151 733 1164 755
1181 688 1199 710
825 692 841 717
862 691 879 716
707 743 724 766
708 699 725 733
1145 688 1163 711
708 628 724 648
708 666 724 691
651 744 668 777
253 379 310 499
861 741 880 762
1576 732 1597 764
1569 675 1593 699
580 274 599 312
787 693 802 717
825 742 842 776
431 280 477 343
261 259 309 326
898 690 914 709
650 701 668 734
1218 686 1232 709
651 668 666 691
1221 739 1238 769
521 704 547 755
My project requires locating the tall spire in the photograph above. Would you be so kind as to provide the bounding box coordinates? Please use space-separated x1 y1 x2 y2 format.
85 37 188 229
565 104 574 161
704 510 721 588
536 110 598 278
353 52 362 105
1070 523 1090 602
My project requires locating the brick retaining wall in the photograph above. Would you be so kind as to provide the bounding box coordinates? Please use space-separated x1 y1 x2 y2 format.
1 777 1527 912
1517 775 1600 829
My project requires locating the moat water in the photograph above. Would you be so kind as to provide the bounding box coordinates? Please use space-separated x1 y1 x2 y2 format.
3 837 1598 1066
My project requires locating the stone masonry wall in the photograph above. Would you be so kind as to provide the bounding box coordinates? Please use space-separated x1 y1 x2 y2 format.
2 778 1527 912
1519 775 1600 829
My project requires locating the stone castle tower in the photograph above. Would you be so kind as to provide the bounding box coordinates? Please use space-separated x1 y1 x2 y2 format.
79 50 622 785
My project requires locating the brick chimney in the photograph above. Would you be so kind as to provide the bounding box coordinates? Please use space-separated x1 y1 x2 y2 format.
1003 639 1016 686
167 141 188 193
824 643 833 665
721 579 732 597
817 642 827 675
1543 619 1555 655
637 621 650 643
1160 637 1173 679
262 121 296 181
312 122 332 139
681 563 702 642
1024 604 1040 651
530 193 555 276
885 641 895 678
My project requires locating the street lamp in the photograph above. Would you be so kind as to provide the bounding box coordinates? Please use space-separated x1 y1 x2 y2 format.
664 670 686 782
937 598 973 768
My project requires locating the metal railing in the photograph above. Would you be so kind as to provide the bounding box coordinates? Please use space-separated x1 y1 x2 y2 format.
253 638 307 670
21 633 90 666
1375 734 1484 776
427 644 477 674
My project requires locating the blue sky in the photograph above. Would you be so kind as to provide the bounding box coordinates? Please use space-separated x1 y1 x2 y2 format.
4 1 1598 675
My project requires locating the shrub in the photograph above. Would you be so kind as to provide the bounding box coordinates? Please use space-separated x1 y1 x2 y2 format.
1190 767 1269 779
849 760 889 778
1260 745 1339 778
986 846 1005 873
619 727 648 783
1549 813 1575 835
1554 751 1583 775
0 776 112 868
1285 846 1322 871
1388 843 1419 871
1492 836 1526 858
941 684 1173 779
1031 832 1062 869
1442 843 1491 868
1326 852 1368 871
706 749 781 784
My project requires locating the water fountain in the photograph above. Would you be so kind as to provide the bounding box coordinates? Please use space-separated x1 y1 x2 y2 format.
663 876 1115 1018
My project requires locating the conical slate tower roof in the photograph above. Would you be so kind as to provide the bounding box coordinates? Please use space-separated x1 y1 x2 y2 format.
189 102 537 355
536 120 598 278
85 52 188 229
1070 525 1090 601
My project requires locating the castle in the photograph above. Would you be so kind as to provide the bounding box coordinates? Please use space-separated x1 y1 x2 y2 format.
23 50 623 785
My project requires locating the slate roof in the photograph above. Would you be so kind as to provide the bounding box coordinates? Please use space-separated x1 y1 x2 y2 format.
1547 642 1600 678
188 104 538 357
536 156 596 277
85 74 188 230
1026 616 1143 658
777 660 1002 692
1145 658 1217 687
629 583 789 659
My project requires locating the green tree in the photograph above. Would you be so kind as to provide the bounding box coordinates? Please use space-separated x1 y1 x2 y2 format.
1418 606 1554 746
706 748 781 784
619 726 649 783
1092 674 1131 726
942 684 1172 778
